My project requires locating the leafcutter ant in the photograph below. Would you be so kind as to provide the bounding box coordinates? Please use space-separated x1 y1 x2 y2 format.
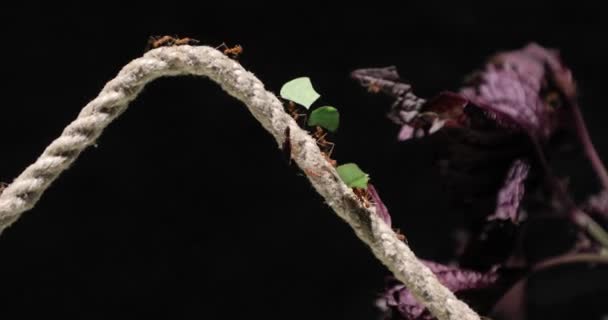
146 35 200 51
216 42 243 59
311 126 336 166
353 187 373 208
0 182 8 195
285 101 308 126
367 81 382 93
393 228 408 244
305 168 323 178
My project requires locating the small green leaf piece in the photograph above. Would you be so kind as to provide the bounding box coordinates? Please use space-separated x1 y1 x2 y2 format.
308 106 340 132
280 77 320 109
337 163 370 189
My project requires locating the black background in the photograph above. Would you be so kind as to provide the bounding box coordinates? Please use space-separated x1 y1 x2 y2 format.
0 3 607 319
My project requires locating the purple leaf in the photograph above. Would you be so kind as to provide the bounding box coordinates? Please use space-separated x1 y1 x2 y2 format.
352 67 475 141
377 261 499 319
422 260 500 292
487 159 530 223
350 66 424 109
398 125 415 141
351 66 426 126
459 43 575 139
377 280 433 320
368 183 392 227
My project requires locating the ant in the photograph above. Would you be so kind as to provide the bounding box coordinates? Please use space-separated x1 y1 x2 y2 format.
323 153 337 167
286 101 307 125
305 168 323 178
352 186 408 243
146 35 200 51
311 126 335 162
367 81 382 93
0 182 7 195
393 228 408 244
216 42 243 59
353 187 373 208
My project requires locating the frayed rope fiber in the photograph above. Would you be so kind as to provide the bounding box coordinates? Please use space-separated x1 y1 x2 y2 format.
0 45 480 320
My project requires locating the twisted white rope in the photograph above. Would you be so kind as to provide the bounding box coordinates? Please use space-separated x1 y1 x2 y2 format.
0 46 480 320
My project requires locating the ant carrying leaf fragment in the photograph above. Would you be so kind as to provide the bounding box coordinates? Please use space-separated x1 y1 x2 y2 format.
337 163 369 189
280 77 339 167
311 126 336 166
353 187 374 208
308 106 339 133
286 101 308 126
280 77 320 109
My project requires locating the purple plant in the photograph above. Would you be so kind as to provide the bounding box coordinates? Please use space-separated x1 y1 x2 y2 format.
352 43 608 319
377 262 499 320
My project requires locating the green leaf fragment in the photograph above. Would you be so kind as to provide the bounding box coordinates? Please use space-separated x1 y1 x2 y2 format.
337 163 370 189
279 77 320 109
308 106 340 132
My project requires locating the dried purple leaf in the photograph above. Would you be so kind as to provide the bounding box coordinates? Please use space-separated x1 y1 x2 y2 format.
460 43 575 139
351 66 420 105
377 280 433 320
351 66 426 124
378 261 499 320
282 126 292 164
368 183 392 227
352 67 474 141
487 159 530 223
398 125 415 141
424 260 500 291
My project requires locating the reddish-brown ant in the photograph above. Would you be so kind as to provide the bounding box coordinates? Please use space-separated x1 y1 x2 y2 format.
305 168 323 178
353 187 374 208
352 185 407 243
311 126 335 157
286 101 307 124
323 153 337 167
367 81 382 93
0 182 8 195
216 42 243 59
146 35 200 51
393 228 408 244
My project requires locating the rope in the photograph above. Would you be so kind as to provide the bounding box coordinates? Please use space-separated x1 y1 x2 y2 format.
0 45 480 320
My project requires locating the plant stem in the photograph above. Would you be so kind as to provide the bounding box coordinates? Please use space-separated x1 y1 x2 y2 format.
570 102 608 190
574 210 608 249
531 137 608 250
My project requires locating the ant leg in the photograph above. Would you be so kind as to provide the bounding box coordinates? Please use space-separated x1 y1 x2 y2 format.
144 35 158 52
312 127 327 142
317 139 334 157
288 104 308 125
322 152 337 167
296 113 308 125
324 141 335 158
305 168 323 178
